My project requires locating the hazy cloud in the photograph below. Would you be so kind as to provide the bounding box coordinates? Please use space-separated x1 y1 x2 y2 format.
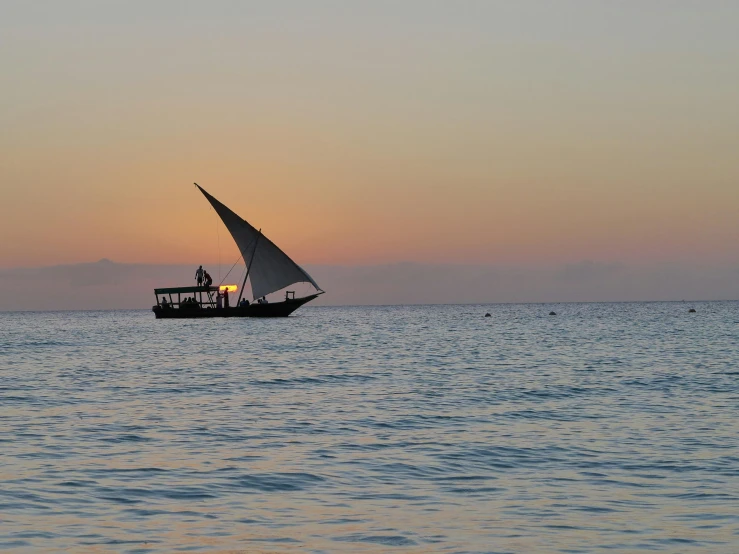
1 259 737 311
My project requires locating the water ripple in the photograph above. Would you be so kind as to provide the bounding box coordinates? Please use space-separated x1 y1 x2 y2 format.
1 302 738 552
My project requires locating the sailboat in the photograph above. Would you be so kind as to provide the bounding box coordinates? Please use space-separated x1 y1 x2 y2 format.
152 184 324 318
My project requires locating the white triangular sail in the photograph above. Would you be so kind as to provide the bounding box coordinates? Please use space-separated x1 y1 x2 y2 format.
196 185 321 300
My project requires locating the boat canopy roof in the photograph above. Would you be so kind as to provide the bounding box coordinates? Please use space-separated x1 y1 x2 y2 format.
154 285 219 295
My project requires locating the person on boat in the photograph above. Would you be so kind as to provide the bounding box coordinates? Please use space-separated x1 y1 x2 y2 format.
223 290 230 309
257 296 268 304
203 270 212 288
239 298 249 307
216 290 223 309
195 265 204 287
161 297 169 309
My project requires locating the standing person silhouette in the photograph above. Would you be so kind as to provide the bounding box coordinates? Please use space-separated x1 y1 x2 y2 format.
195 265 204 287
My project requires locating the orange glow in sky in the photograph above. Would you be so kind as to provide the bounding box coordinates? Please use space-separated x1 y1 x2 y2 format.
1 2 738 270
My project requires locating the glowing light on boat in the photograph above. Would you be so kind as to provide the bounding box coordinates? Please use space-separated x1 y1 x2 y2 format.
219 284 238 293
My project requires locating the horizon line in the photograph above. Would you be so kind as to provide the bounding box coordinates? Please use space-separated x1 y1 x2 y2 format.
1 299 733 314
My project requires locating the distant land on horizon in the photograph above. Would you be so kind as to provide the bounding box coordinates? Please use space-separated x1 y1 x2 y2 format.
1 259 737 311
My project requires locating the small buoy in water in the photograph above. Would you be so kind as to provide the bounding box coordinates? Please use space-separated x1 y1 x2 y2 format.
485 313 491 317
549 311 557 316
688 308 696 313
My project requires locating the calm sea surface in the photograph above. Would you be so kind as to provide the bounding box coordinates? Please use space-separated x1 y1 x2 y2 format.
1 303 738 553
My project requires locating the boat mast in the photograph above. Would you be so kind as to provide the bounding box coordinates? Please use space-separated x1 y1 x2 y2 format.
237 229 261 305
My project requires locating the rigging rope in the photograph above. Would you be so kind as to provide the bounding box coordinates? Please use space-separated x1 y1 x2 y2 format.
218 254 244 287
216 211 221 282
197 183 224 285
217 236 256 286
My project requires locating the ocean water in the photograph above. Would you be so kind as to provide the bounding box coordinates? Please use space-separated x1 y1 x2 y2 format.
1 302 738 553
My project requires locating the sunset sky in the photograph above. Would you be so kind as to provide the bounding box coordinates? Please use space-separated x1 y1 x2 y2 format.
2 1 738 271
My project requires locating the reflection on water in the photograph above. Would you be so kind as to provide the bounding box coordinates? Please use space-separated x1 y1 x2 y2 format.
1 303 738 552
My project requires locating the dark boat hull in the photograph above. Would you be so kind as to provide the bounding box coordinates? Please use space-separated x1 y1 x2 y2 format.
152 294 319 319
